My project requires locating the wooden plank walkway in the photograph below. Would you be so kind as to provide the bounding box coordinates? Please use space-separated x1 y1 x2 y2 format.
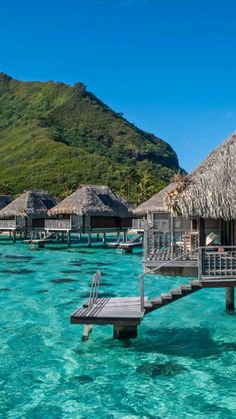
70 297 147 325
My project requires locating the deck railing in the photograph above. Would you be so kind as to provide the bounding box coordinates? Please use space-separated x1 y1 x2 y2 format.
144 228 199 262
0 220 17 229
199 246 236 281
45 219 72 230
132 219 148 230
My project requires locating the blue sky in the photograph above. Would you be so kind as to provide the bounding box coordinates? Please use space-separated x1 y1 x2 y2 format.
1 0 236 171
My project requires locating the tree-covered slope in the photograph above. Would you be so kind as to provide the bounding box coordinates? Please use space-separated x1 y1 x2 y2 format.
0 72 181 203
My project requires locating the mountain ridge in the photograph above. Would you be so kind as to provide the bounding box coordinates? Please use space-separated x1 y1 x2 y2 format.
0 72 182 203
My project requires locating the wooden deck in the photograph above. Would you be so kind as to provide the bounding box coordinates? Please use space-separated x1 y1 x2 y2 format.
70 297 147 325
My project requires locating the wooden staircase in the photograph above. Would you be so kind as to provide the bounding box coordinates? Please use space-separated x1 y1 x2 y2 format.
144 280 202 313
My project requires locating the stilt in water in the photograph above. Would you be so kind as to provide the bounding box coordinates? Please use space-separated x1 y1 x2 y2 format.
81 324 93 341
67 231 71 247
61 232 65 243
102 233 106 244
226 287 235 311
113 324 138 340
88 233 92 248
117 231 120 243
96 233 100 241
12 231 16 243
123 231 127 243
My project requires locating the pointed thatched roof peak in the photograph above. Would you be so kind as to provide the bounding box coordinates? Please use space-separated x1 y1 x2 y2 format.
0 190 56 218
134 183 176 216
165 132 236 220
48 185 133 218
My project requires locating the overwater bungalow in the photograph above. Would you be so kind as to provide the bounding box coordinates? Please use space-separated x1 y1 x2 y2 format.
46 185 133 245
134 183 199 275
165 132 236 302
0 190 56 240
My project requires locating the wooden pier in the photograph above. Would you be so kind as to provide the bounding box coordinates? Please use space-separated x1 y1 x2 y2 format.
71 246 236 339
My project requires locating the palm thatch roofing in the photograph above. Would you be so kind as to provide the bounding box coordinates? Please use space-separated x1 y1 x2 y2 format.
165 132 236 220
0 191 57 218
134 183 176 216
0 195 12 210
48 185 133 218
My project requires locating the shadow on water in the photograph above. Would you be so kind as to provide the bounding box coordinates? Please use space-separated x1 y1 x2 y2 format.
1 269 34 274
128 327 236 359
51 278 78 284
2 255 35 260
136 360 187 377
102 327 236 360
79 291 117 299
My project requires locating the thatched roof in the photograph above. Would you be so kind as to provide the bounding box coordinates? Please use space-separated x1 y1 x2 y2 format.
48 185 133 218
0 191 57 218
165 132 236 220
0 195 12 210
134 183 176 216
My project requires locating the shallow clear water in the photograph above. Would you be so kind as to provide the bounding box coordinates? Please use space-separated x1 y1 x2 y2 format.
1 236 236 418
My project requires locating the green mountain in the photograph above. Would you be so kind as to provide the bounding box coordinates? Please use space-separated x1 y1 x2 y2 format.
0 72 181 203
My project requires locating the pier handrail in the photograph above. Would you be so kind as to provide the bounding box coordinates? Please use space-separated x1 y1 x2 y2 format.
88 271 101 308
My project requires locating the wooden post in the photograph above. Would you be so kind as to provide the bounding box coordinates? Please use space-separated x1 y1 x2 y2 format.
140 274 145 312
88 233 92 248
198 247 203 281
123 231 127 243
67 231 71 247
82 324 93 341
62 232 65 243
117 231 120 243
12 231 16 243
226 287 235 311
96 233 100 241
102 233 106 244
113 324 138 340
198 217 205 246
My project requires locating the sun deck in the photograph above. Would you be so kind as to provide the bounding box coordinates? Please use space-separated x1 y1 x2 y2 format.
71 297 147 325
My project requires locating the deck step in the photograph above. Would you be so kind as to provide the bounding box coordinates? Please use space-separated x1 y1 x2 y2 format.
147 280 202 313
160 293 172 300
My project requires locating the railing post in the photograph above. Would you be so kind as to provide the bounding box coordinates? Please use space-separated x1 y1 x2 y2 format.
140 274 144 312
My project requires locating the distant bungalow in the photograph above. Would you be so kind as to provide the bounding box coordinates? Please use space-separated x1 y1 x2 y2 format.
0 190 56 240
46 185 133 245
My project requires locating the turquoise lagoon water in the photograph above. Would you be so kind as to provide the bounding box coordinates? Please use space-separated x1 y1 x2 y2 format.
1 236 236 418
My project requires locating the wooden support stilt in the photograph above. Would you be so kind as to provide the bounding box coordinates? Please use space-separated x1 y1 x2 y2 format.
67 231 71 247
226 287 235 311
123 231 127 243
113 324 138 340
96 233 100 241
81 324 93 341
61 232 65 243
12 231 16 243
102 233 106 244
88 233 92 248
